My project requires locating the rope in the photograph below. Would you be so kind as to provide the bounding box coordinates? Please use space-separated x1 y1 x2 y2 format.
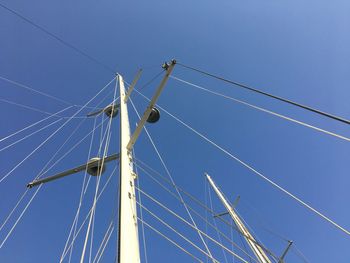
208 183 229 263
133 148 149 263
129 97 216 262
134 161 270 263
137 202 218 262
0 4 116 74
0 75 73 106
134 89 350 237
80 85 116 263
0 117 87 254
0 76 116 184
63 118 98 263
92 220 114 263
0 106 72 143
94 226 114 263
177 63 350 125
137 187 249 263
171 76 350 142
0 189 29 233
0 118 63 153
138 218 203 262
0 184 42 248
60 165 117 261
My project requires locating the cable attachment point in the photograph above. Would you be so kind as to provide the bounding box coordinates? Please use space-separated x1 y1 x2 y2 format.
162 59 177 70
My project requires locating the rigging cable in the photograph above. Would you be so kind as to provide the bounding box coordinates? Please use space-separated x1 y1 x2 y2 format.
136 187 249 263
129 97 216 262
60 165 118 261
0 184 42 248
133 148 149 263
80 78 117 263
0 3 116 74
0 118 63 153
137 218 203 262
0 106 74 144
133 89 350 237
136 201 220 262
177 63 350 125
0 75 73 107
0 117 87 248
0 87 109 252
0 98 69 117
0 76 116 184
170 76 350 142
133 160 274 263
207 182 229 263
94 222 115 263
63 118 98 263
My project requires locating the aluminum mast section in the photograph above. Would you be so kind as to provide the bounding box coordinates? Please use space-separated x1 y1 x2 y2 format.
117 75 140 263
205 173 272 263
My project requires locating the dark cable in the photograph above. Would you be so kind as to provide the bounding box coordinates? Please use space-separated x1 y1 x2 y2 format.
139 69 165 90
0 3 116 74
178 63 350 125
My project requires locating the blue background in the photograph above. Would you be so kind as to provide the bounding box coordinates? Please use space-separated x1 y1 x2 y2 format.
0 0 349 262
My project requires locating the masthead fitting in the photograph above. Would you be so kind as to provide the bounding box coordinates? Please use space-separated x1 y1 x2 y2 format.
87 157 106 176
146 107 160 123
162 59 176 70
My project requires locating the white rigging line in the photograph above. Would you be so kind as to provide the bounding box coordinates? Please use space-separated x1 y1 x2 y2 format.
133 147 149 263
205 180 209 263
0 98 89 119
171 76 350 143
230 224 235 263
0 75 74 106
133 88 350 237
133 161 264 263
41 117 108 184
88 116 107 263
291 245 310 263
92 220 115 263
80 77 117 263
64 118 99 263
60 164 118 262
0 118 63 153
0 98 66 117
137 207 215 262
0 75 103 109
92 220 113 262
0 76 116 184
133 157 278 260
208 183 229 263
137 218 203 262
0 184 42 248
80 118 112 263
1 94 109 254
0 106 72 143
136 187 249 263
129 97 215 262
88 122 112 263
0 189 29 233
0 118 87 248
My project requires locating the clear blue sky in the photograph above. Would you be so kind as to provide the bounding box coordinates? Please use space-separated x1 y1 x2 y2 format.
0 0 349 262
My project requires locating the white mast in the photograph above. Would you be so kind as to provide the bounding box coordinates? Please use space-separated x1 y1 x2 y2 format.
117 74 140 263
117 60 176 263
205 173 271 263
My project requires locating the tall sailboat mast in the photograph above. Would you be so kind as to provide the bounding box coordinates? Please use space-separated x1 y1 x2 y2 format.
206 173 272 263
117 60 176 262
117 74 140 263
